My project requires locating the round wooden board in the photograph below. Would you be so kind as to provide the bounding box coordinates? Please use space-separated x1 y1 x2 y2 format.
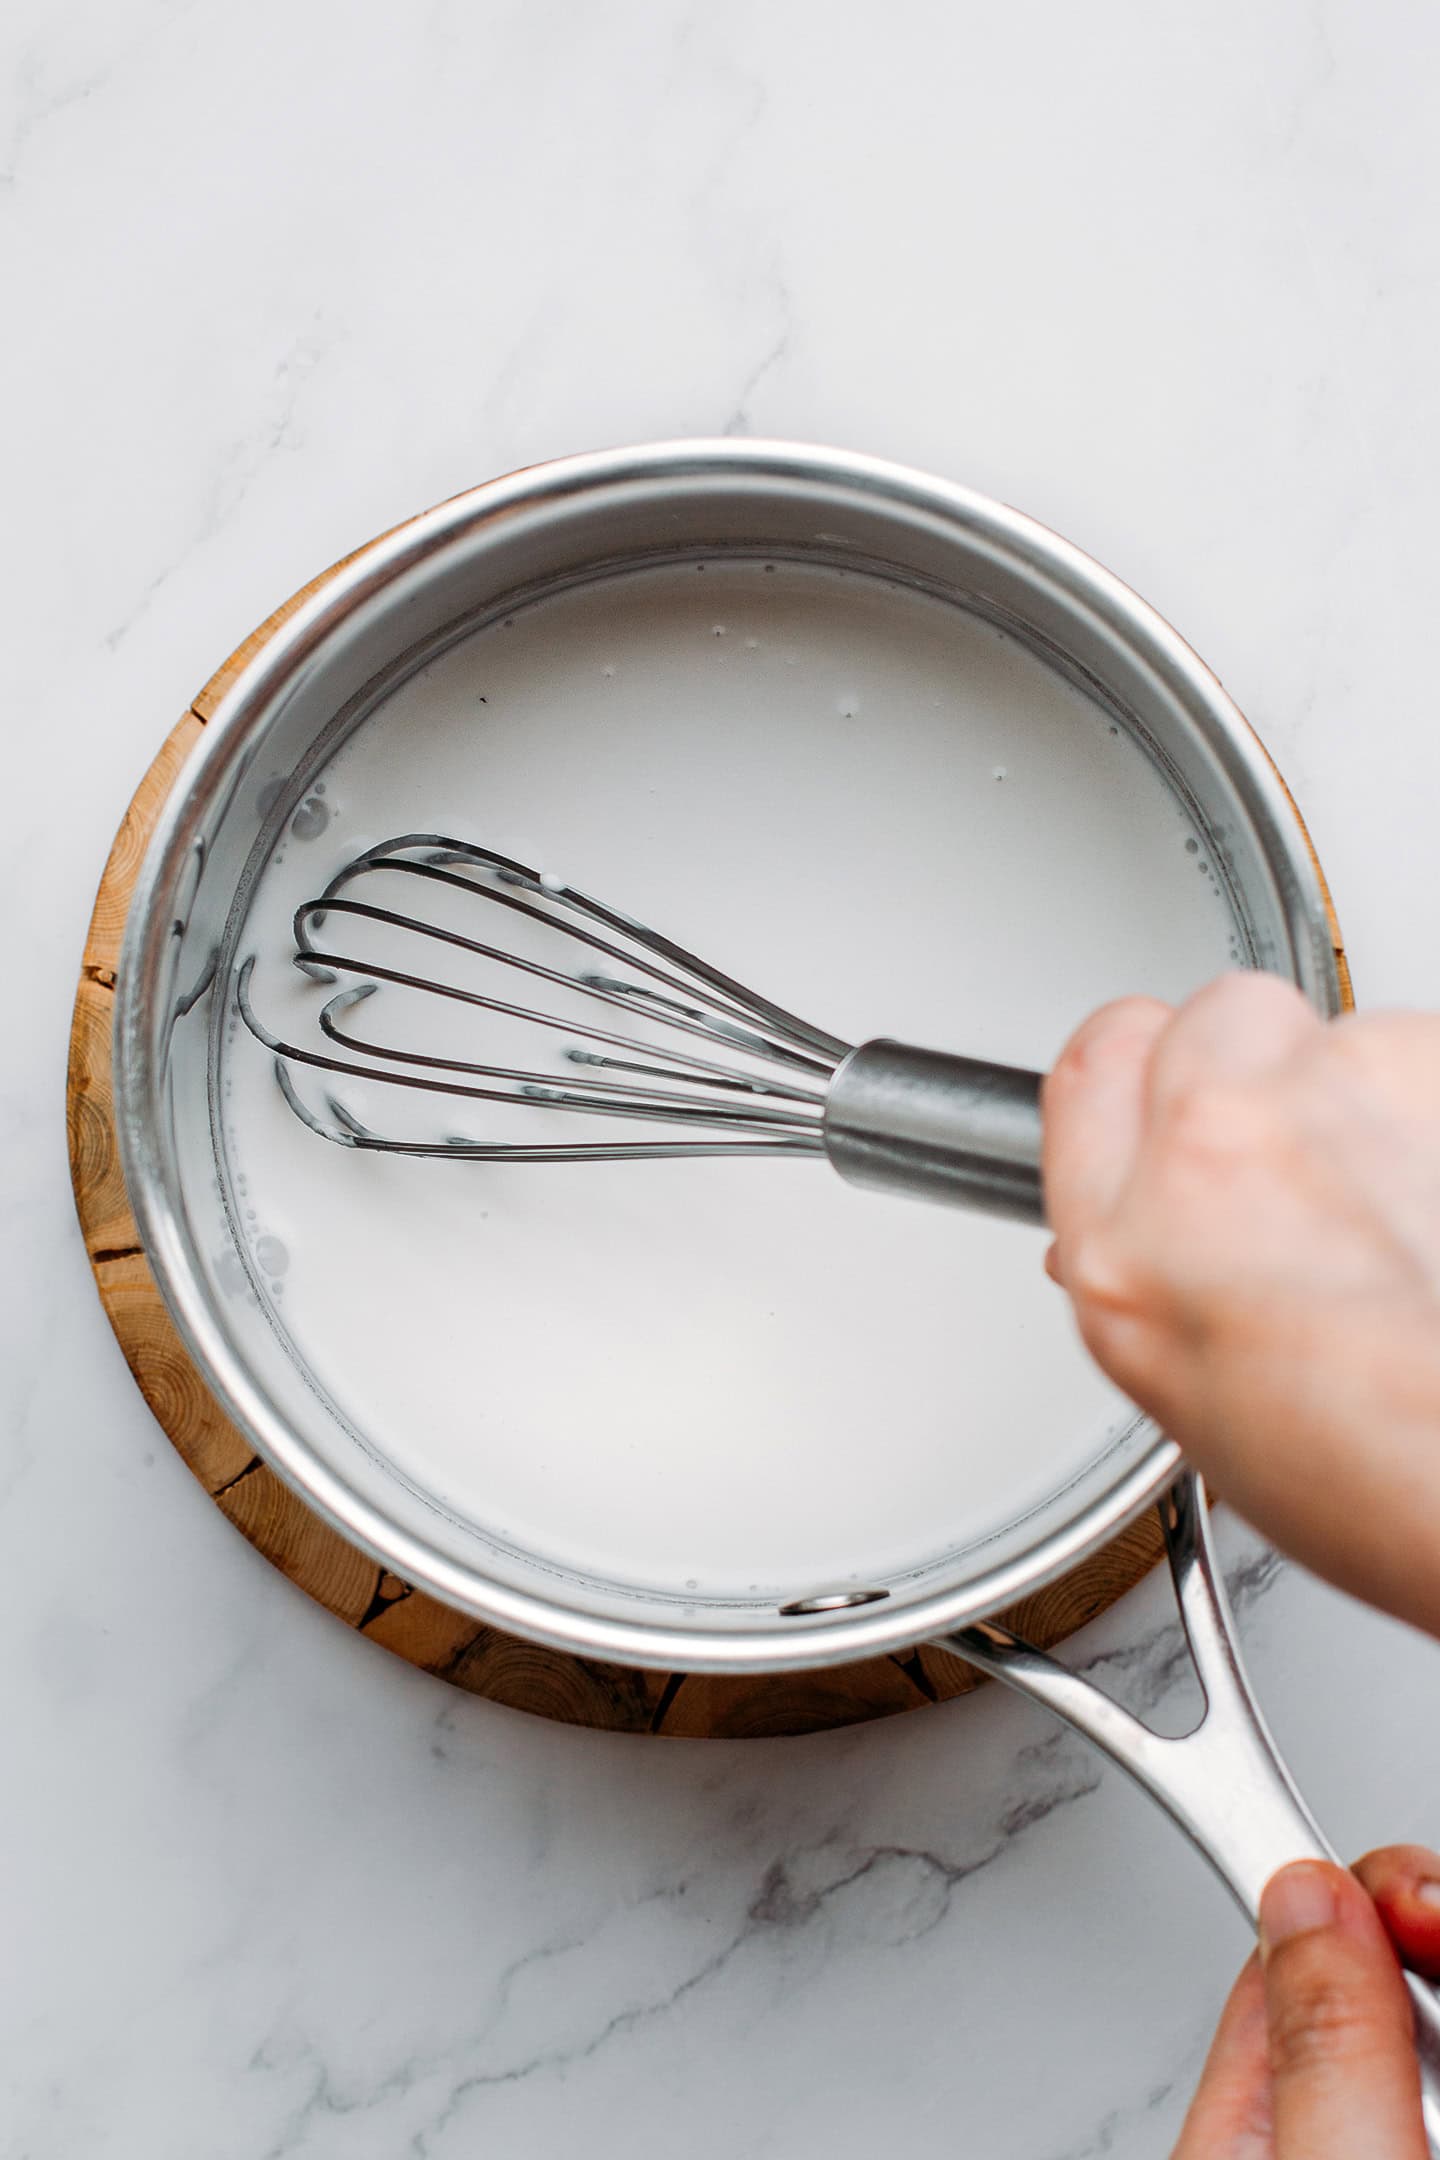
65 516 1350 1738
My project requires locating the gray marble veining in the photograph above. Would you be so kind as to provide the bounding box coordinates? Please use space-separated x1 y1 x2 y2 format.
6 2 1440 2153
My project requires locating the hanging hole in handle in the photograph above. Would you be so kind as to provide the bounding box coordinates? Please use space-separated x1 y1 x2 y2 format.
778 1587 890 1616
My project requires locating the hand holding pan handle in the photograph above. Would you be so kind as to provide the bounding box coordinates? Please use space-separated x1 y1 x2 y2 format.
939 1471 1440 2152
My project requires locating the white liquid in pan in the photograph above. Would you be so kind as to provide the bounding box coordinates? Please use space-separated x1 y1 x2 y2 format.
224 561 1239 1600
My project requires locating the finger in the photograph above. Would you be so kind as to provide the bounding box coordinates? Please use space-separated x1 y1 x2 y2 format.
1146 972 1320 1112
1354 1847 1440 1981
1171 1953 1274 2160
1260 1860 1426 2158
1042 997 1170 1258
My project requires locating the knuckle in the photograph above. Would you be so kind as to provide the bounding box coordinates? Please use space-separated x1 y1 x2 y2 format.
1190 969 1305 1028
1266 1954 1403 2080
1065 1230 1142 1319
1055 999 1167 1084
1064 1235 1162 1386
1156 1078 1264 1174
1200 969 1293 1013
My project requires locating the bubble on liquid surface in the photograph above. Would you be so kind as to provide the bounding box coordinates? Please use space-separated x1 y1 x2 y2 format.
993 765 1008 782
837 691 861 719
711 624 727 638
255 1234 289 1277
744 637 759 650
291 796 329 841
1185 837 1200 855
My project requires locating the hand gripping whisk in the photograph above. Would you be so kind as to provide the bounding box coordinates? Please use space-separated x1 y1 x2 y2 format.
238 833 1046 1222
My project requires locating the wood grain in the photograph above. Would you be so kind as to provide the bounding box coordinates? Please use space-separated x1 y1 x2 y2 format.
65 522 1350 1738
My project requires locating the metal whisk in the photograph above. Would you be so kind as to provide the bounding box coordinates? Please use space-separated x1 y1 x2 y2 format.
237 834 1046 1222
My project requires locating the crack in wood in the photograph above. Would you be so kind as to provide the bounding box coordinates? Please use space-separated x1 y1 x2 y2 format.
211 1453 263 1499
431 1628 491 1683
890 1650 940 1703
647 1671 687 1733
357 1567 414 1630
90 1243 143 1265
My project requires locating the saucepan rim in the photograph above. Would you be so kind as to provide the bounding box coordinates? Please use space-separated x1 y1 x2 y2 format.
113 439 1341 1673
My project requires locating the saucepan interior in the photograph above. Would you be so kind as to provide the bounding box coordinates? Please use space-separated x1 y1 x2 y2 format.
115 442 1342 1673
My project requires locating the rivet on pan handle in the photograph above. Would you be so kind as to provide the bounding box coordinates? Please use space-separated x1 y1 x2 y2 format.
941 1470 1440 2154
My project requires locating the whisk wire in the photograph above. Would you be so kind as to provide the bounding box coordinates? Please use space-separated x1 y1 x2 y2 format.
239 961 828 1158
299 838 849 1057
296 895 834 1080
239 835 852 1161
317 987 827 1109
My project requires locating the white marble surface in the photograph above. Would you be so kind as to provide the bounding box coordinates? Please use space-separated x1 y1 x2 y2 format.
6 3 1440 2152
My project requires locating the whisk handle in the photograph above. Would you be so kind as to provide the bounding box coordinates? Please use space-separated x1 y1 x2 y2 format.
822 1039 1046 1223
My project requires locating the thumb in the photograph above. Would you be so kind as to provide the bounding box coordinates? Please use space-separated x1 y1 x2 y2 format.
1259 1860 1426 2157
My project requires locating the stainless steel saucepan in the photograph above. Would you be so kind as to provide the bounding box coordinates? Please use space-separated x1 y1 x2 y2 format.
113 442 1440 2139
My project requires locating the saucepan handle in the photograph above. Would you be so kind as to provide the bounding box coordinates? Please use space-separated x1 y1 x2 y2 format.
935 1470 1440 2150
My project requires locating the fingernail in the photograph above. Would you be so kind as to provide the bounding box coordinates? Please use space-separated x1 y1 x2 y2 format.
1259 1864 1339 1956
1414 1880 1440 1911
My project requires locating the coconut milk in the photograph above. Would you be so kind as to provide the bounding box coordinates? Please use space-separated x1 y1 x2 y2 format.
222 560 1238 1601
